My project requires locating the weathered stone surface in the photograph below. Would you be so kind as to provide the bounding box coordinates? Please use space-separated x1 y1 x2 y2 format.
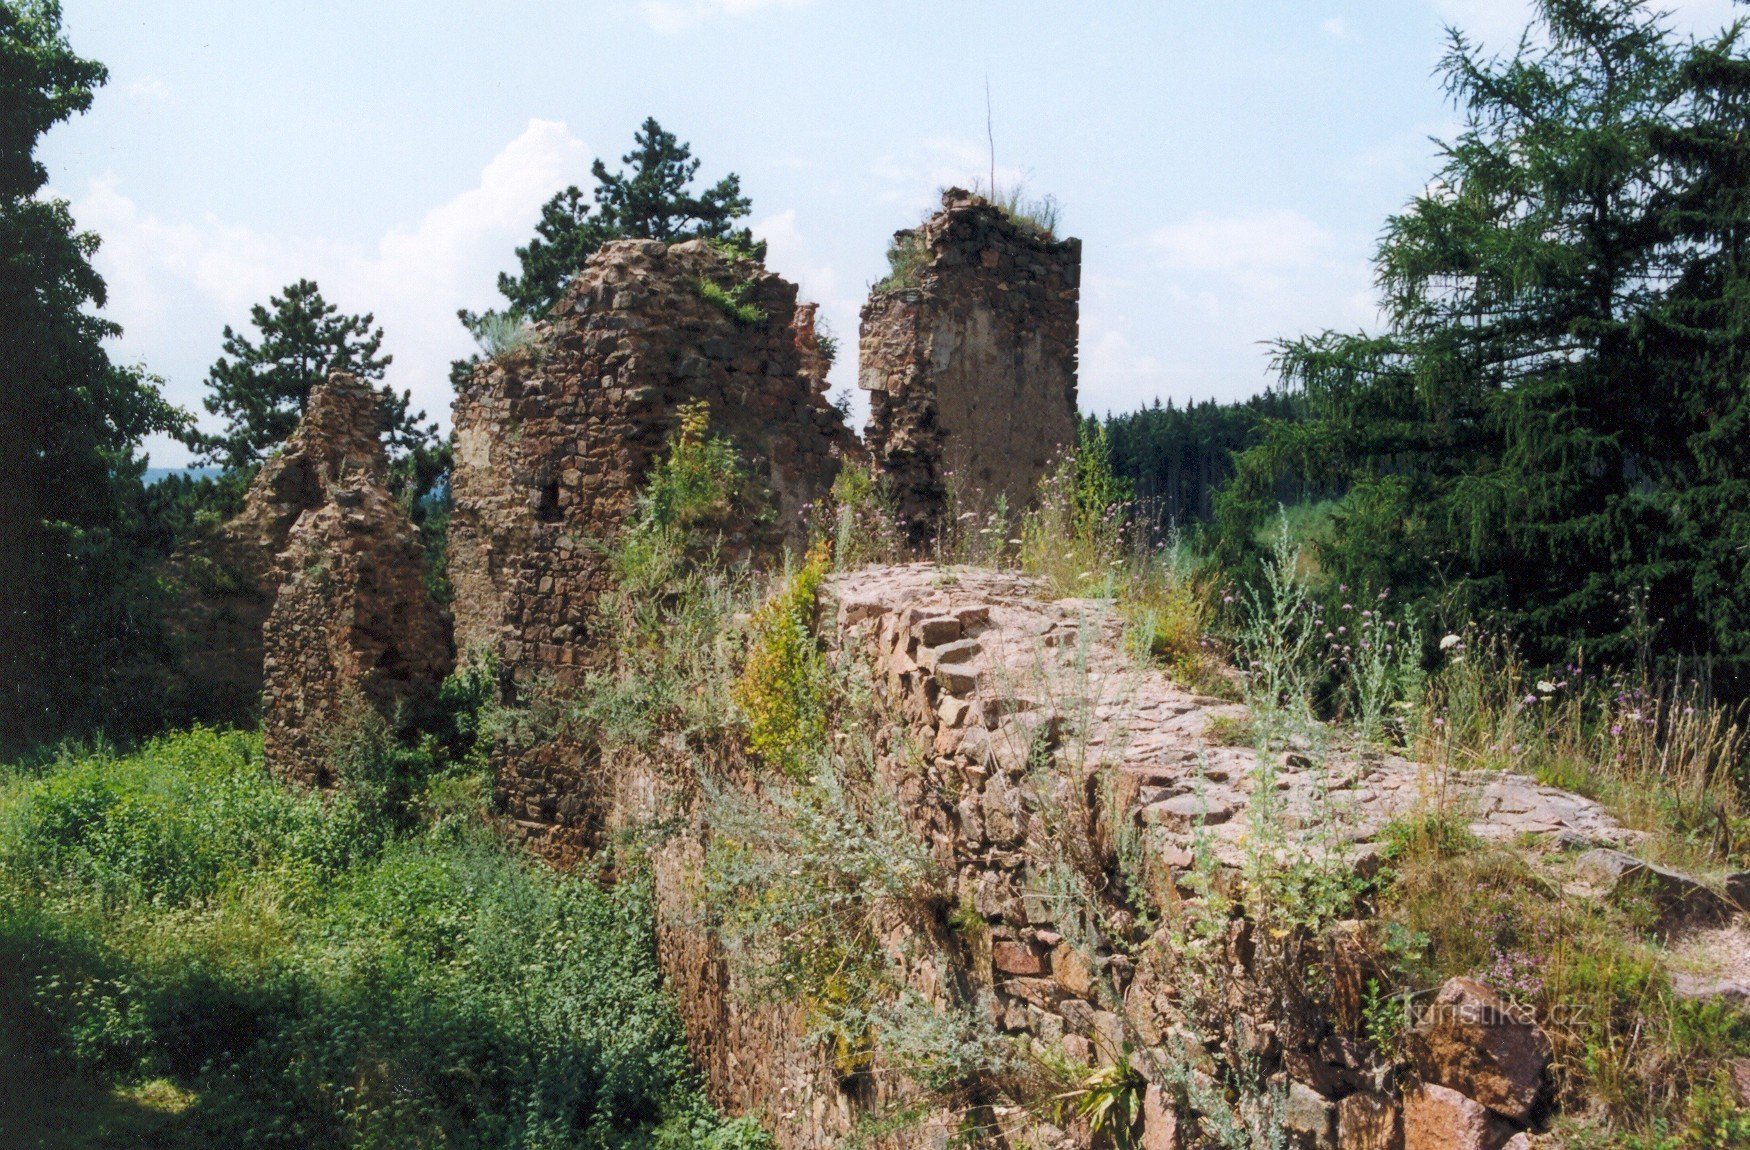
1408 979 1549 1123
262 476 452 786
448 238 856 860
1284 1080 1337 1150
859 189 1080 546
1402 1084 1516 1150
1574 848 1734 933
1141 1082 1182 1150
1726 871 1750 912
1337 1091 1403 1150
166 373 392 721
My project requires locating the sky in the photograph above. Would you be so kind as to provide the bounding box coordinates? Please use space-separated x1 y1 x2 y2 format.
40 0 1748 466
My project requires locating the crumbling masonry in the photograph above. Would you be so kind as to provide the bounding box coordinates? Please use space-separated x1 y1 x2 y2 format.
261 474 453 788
446 238 858 855
166 373 407 724
859 188 1081 546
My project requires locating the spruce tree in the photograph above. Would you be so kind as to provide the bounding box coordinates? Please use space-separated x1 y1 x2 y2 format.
0 0 188 746
1222 0 1699 672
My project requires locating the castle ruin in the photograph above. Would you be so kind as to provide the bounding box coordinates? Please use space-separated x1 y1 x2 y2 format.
859 188 1082 546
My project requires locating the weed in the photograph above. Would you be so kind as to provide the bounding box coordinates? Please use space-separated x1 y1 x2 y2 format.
696 276 766 324
732 543 832 779
874 230 931 293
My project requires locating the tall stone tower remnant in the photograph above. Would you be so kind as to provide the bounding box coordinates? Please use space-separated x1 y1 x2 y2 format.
858 187 1081 547
445 238 857 858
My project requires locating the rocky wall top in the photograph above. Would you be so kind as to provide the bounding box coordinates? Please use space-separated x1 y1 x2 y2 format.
859 189 1081 547
617 563 1732 1150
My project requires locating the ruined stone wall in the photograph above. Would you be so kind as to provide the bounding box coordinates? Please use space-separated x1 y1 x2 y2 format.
261 477 453 786
859 189 1081 547
447 238 857 855
165 374 392 722
612 564 1643 1149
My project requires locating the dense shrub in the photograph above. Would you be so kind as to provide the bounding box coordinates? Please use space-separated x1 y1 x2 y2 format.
0 727 738 1148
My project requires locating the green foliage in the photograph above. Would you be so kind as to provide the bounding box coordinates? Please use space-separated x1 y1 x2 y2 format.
193 279 430 473
874 229 930 292
1051 1056 1147 1149
1020 422 1133 597
487 117 762 324
1375 823 1750 1133
700 739 940 1023
827 461 903 569
732 544 832 779
1219 0 1750 696
1104 390 1309 532
0 726 755 1148
466 309 535 359
695 276 766 325
0 0 191 750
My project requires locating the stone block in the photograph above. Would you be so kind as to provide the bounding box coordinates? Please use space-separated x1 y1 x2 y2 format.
1402 1084 1516 1150
1408 978 1549 1123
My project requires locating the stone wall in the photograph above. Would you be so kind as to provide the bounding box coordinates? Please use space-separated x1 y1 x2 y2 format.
165 373 393 723
616 564 1643 1149
859 189 1081 547
447 238 857 856
261 476 453 786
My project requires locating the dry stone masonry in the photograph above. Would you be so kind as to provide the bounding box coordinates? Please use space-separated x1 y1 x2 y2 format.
611 563 1663 1150
447 238 857 856
261 476 453 787
859 189 1081 547
166 373 398 723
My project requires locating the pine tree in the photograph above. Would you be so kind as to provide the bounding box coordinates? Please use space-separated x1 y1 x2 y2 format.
459 116 762 363
1631 30 1750 687
194 278 435 475
0 0 188 747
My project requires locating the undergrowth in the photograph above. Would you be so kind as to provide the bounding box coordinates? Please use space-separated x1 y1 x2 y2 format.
0 726 755 1149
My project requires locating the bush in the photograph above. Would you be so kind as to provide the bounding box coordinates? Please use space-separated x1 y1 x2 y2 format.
696 277 765 325
732 544 832 780
0 728 748 1148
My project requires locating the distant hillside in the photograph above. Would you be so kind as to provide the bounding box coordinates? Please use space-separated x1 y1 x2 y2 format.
143 466 221 485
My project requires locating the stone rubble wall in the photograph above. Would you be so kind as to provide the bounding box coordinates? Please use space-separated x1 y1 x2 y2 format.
164 373 395 724
859 189 1081 547
261 476 453 787
446 238 858 858
620 564 1646 1149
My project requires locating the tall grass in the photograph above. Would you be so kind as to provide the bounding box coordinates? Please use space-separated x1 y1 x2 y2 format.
1412 635 1748 868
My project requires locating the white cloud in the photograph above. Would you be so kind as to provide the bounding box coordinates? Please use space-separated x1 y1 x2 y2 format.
1322 16 1347 37
1151 209 1335 293
72 119 593 453
124 78 172 105
639 0 811 34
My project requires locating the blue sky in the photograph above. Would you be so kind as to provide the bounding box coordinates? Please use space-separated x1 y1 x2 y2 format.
40 0 1746 465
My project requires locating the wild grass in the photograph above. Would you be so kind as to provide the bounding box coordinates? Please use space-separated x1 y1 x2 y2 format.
969 180 1063 240
0 727 753 1149
1376 815 1750 1142
1410 634 1748 870
873 230 931 293
466 309 535 359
